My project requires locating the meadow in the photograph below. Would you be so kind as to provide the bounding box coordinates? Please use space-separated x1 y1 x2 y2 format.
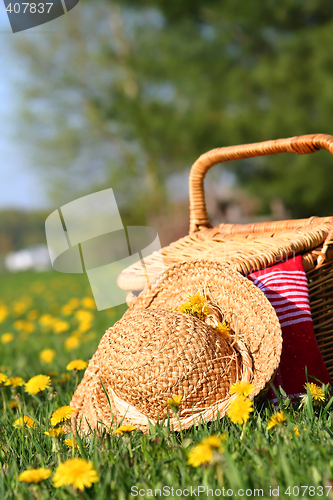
1 270 333 499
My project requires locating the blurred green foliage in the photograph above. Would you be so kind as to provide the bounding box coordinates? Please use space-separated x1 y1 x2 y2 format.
0 210 48 254
14 0 333 221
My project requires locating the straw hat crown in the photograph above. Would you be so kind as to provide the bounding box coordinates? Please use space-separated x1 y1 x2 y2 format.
96 308 244 421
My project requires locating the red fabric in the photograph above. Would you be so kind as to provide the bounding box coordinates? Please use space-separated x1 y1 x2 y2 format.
248 256 331 397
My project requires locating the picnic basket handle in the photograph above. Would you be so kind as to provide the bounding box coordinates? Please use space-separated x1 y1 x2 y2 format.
189 133 333 234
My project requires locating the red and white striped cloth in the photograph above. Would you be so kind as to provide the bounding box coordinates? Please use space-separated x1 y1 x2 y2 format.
248 255 331 397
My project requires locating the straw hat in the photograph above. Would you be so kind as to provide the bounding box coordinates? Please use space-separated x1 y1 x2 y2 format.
70 260 282 434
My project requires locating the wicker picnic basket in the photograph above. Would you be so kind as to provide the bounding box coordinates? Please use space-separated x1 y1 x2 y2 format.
117 134 333 379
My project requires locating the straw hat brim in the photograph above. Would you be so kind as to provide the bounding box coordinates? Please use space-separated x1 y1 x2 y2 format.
128 259 282 398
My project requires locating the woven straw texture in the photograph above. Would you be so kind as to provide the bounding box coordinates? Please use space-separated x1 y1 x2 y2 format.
70 261 282 434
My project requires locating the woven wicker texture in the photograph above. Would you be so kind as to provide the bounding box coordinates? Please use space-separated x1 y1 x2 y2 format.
70 261 282 433
118 219 333 292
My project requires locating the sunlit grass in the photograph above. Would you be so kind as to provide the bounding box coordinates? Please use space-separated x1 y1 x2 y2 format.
0 271 333 499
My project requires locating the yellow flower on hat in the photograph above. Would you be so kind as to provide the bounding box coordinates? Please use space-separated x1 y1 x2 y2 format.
178 292 209 320
18 468 51 483
213 322 230 339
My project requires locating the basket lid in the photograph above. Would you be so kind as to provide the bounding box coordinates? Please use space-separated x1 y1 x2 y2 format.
117 218 333 292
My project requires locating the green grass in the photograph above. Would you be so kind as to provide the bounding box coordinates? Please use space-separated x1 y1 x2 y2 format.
1 271 333 499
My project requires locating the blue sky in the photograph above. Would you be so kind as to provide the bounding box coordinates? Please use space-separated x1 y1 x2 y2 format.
0 3 49 210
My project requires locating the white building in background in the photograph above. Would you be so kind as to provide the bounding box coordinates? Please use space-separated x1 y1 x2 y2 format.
5 245 51 272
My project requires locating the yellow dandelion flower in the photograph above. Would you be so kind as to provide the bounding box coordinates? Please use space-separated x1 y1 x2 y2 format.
81 297 95 309
0 372 8 384
227 396 253 425
40 349 56 364
1 333 13 344
66 359 88 371
64 336 80 350
25 375 51 395
213 321 230 339
0 304 8 323
51 406 75 426
115 425 137 434
67 298 80 309
267 411 287 430
39 314 55 328
289 426 301 439
187 444 213 467
13 416 37 429
178 292 209 320
305 382 325 406
14 320 34 333
44 428 64 437
75 309 94 323
230 381 254 397
61 305 74 316
18 468 51 483
78 321 92 333
166 395 182 408
52 458 99 490
58 373 70 384
201 434 226 451
9 400 18 409
53 320 70 334
65 438 83 450
5 376 25 387
12 301 28 316
27 310 38 321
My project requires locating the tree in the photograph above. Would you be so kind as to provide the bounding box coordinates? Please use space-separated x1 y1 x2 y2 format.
14 0 333 222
